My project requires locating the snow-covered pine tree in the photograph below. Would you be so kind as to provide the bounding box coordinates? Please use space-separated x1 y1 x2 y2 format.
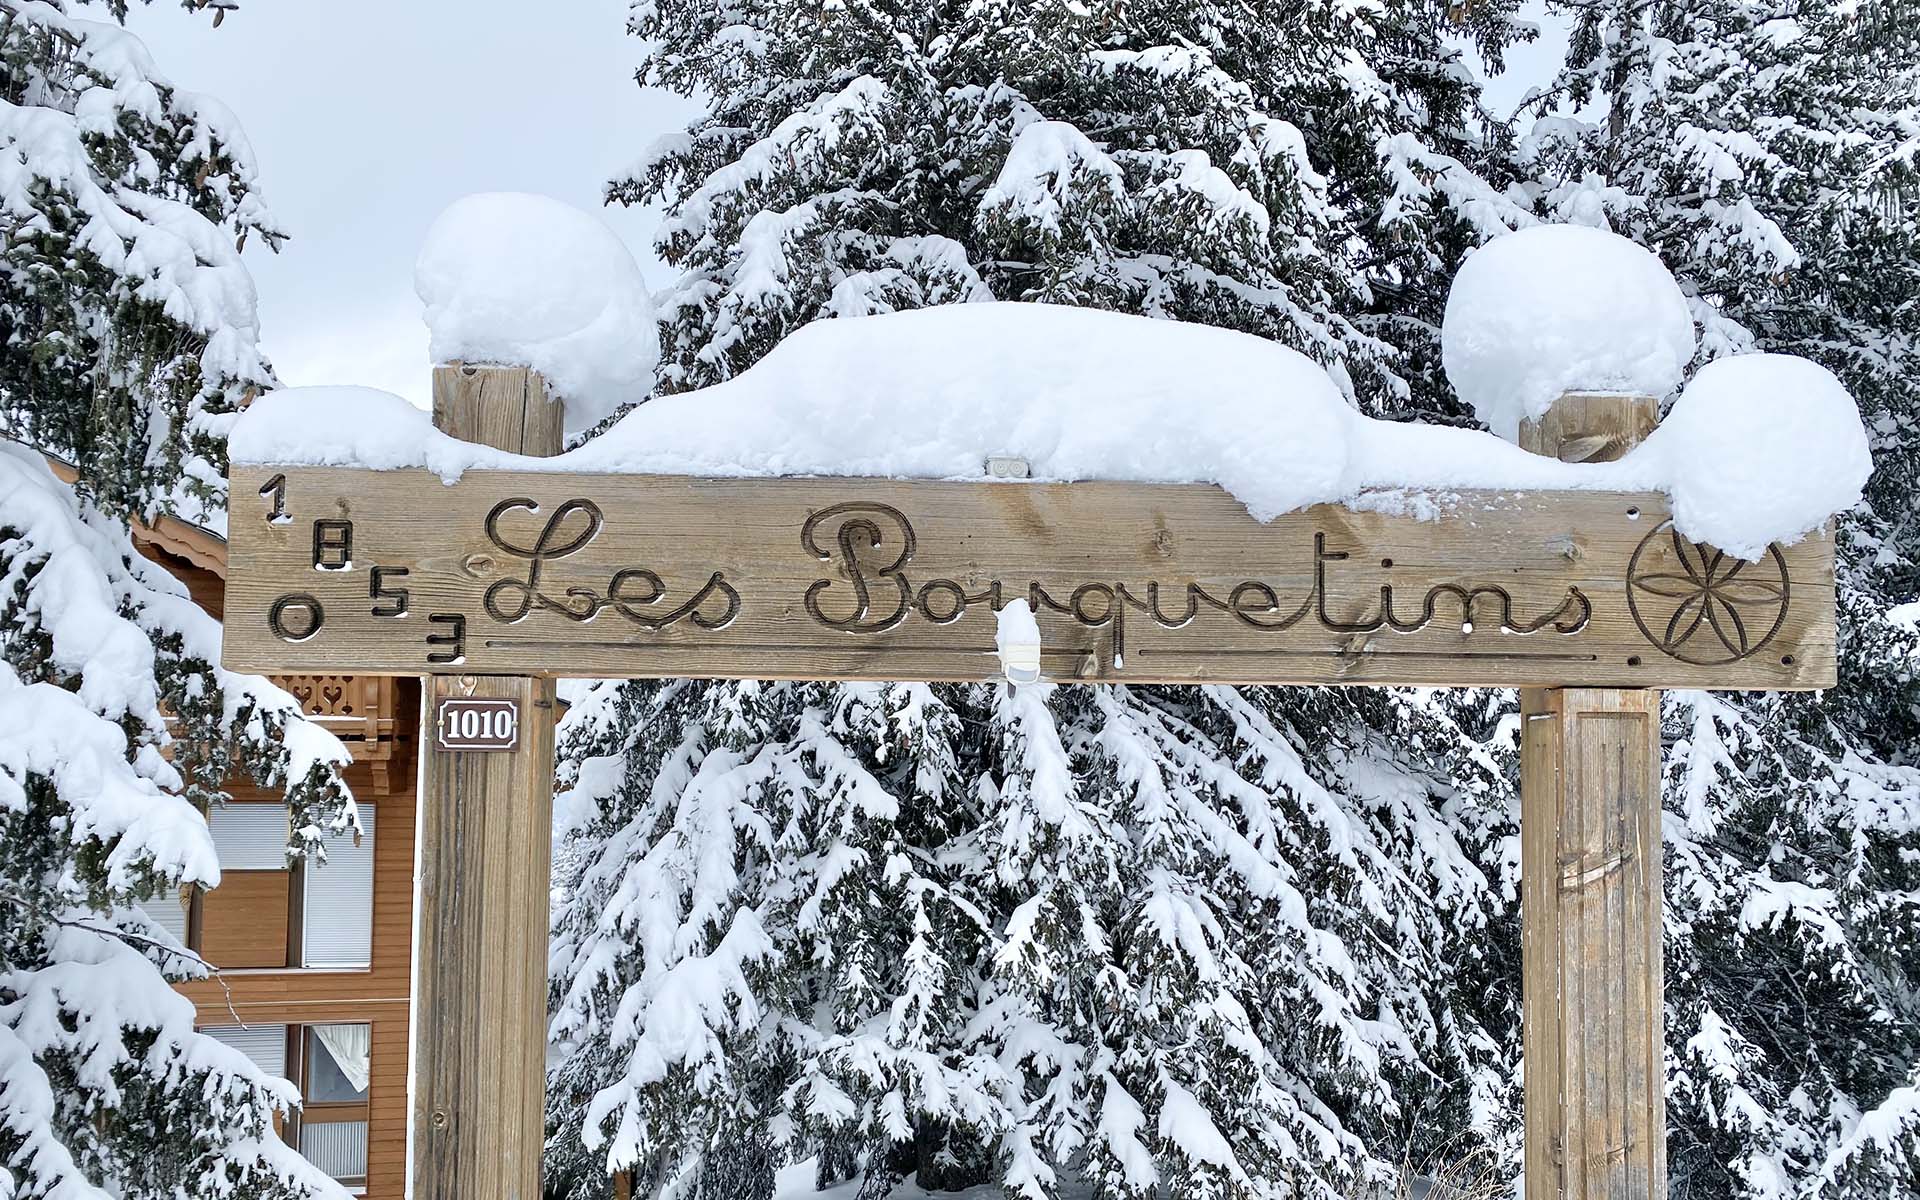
0 4 356 1196
549 9 1551 1200
550 675 1524 1200
611 0 1533 415
1510 4 1920 1197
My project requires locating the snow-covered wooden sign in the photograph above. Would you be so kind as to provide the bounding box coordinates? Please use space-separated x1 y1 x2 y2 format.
224 202 1871 1200
224 465 1834 689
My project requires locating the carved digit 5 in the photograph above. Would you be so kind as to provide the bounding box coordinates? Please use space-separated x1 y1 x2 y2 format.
370 566 410 617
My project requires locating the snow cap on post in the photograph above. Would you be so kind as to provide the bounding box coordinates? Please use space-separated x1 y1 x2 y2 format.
1650 354 1871 560
414 192 659 435
1442 224 1695 440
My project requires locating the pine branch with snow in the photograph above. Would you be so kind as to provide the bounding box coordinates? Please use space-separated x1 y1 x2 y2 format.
0 0 282 530
0 5 354 1197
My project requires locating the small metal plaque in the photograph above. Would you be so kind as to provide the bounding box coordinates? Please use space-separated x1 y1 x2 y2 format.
435 697 520 752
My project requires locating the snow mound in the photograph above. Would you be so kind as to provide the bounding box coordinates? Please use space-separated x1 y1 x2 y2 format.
995 599 1044 684
414 192 658 435
231 303 1868 556
1443 224 1696 440
1645 354 1871 559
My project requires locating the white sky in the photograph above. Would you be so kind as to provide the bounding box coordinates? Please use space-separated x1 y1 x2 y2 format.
130 0 695 407
126 2 1564 409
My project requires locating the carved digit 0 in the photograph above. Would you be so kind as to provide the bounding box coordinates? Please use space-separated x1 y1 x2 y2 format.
268 593 324 642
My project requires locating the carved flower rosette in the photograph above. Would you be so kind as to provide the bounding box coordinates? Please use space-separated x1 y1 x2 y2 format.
1626 523 1791 666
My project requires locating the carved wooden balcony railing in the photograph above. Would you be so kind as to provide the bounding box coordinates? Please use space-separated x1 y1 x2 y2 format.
272 675 398 742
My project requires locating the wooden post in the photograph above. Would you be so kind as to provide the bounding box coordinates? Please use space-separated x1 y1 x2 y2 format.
414 364 564 1200
1520 391 1666 1200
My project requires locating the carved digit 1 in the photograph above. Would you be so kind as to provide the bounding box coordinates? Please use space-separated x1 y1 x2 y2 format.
425 613 466 665
260 474 288 524
370 566 411 617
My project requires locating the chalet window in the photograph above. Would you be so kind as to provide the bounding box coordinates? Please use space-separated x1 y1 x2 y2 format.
293 1023 371 1193
200 1023 288 1078
203 1022 370 1193
137 884 191 946
150 800 376 971
199 803 294 967
302 805 375 968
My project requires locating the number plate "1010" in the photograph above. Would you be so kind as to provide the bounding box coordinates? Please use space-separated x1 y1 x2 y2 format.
435 698 521 752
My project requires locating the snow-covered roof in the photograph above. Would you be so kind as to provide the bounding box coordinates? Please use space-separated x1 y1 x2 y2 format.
231 300 1869 561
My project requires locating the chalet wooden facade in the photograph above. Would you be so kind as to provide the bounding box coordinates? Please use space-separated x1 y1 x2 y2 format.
129 511 418 1199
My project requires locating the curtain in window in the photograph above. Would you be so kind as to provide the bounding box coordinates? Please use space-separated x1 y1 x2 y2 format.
312 1022 371 1093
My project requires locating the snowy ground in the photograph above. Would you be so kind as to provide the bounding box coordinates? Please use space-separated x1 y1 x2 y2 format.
775 1162 1094 1200
771 1159 1493 1200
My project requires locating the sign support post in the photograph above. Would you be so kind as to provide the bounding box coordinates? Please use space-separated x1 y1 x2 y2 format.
1520 392 1666 1200
412 364 562 1200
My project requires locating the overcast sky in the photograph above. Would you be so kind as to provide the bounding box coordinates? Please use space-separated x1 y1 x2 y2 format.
126 3 1563 408
130 0 695 406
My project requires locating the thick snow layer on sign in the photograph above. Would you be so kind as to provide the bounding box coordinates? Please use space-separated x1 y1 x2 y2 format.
1443 224 1696 439
414 193 658 434
230 302 1869 556
1649 354 1872 559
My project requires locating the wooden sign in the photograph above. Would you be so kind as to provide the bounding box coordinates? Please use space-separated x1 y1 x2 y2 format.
223 466 1835 689
434 697 521 752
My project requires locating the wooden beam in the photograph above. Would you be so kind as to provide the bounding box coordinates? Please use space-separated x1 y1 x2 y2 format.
1521 393 1666 1200
221 469 1834 690
412 364 561 1200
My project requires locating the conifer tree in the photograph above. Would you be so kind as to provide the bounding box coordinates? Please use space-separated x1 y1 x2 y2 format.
551 3 1552 1200
612 0 1530 413
555 3 1920 1200
1508 4 1920 1197
0 3 355 1196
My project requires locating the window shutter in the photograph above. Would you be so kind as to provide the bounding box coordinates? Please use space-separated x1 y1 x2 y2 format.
201 1023 288 1079
300 1120 369 1186
208 803 291 869
137 887 189 944
302 804 375 968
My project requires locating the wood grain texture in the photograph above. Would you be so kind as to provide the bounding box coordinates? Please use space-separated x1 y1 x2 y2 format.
223 468 1835 689
1519 393 1660 464
431 363 564 458
1521 394 1666 1200
1521 689 1666 1200
413 674 556 1200
413 364 562 1200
